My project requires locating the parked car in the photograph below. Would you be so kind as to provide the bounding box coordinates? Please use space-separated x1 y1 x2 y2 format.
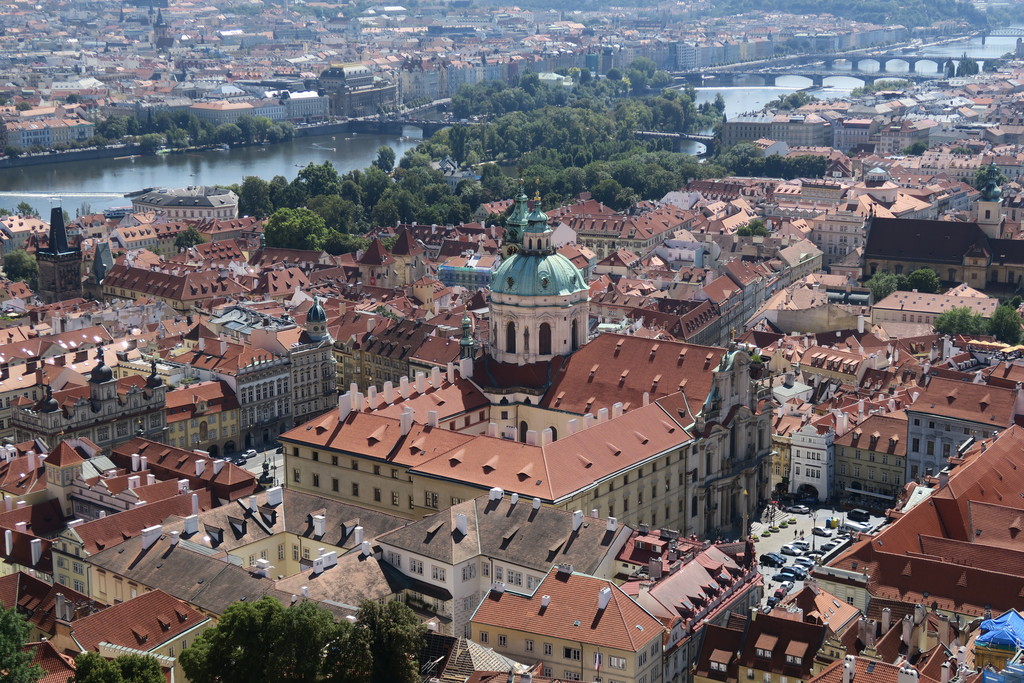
243 449 259 460
760 553 786 568
230 455 247 466
774 581 794 598
765 596 781 609
781 544 803 556
847 508 871 523
780 565 808 580
820 541 839 553
793 557 815 569
812 526 833 537
791 540 811 551
842 520 873 534
787 504 811 514
772 572 791 582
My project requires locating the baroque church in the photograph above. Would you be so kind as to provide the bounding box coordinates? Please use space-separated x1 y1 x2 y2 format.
282 189 775 542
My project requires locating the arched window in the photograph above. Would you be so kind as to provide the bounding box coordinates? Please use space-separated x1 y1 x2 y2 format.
538 322 552 355
519 421 528 443
549 427 557 442
571 319 579 351
506 321 516 353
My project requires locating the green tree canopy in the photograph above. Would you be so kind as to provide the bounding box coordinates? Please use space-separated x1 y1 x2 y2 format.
0 605 42 683
174 226 208 251
238 176 273 218
933 306 987 337
265 208 328 251
865 271 901 302
3 250 37 288
15 201 37 217
374 146 396 174
74 652 165 683
906 268 941 294
180 597 424 683
988 304 1023 344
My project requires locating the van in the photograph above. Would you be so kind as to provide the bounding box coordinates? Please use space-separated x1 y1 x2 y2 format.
847 508 870 523
842 520 873 534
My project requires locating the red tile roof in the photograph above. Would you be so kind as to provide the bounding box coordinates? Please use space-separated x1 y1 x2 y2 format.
69 589 205 653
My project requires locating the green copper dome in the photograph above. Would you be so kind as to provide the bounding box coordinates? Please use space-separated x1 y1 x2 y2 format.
490 252 588 297
981 161 1003 202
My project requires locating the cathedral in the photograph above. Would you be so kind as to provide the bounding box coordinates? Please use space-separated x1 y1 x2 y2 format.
281 190 774 541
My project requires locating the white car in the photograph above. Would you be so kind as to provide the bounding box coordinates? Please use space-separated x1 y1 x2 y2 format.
781 544 803 556
243 449 259 460
812 526 833 537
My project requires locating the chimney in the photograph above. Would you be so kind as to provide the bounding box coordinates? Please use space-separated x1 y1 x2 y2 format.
431 366 442 388
491 582 505 594
940 662 951 683
901 614 913 646
301 586 309 598
649 557 663 580
914 603 925 625
938 471 949 489
367 317 377 334
131 453 140 471
367 386 377 408
128 475 140 489
533 497 541 510
525 430 538 445
455 513 468 535
842 655 856 683
584 413 596 429
399 376 410 399
267 486 283 506
572 510 584 531
612 402 623 418
192 493 199 516
882 607 892 633
353 526 364 545
4 529 11 555
607 516 618 531
248 495 258 512
141 524 162 550
857 315 865 334
938 614 951 647
446 362 455 384
427 410 439 428
567 418 579 435
140 456 147 471
541 428 553 446
146 474 156 485
898 666 919 683
956 647 966 667
195 459 206 477
459 356 474 378
254 558 271 577
643 392 650 406
489 487 504 501
415 371 426 394
400 407 414 435
486 422 498 437
213 459 224 475
510 493 519 506
312 514 326 537
591 508 599 518
597 407 609 423
541 595 551 608
352 391 363 413
382 381 395 404
360 540 371 556
597 586 612 610
184 515 199 535
169 531 180 546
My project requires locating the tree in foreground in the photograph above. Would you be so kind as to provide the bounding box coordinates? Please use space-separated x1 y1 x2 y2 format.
933 306 987 337
73 652 165 683
180 597 424 683
0 605 43 683
905 267 941 294
988 304 1023 345
15 201 37 217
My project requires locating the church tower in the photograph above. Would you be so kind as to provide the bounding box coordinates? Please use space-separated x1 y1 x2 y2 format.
976 161 1005 240
36 207 82 303
489 190 589 365
305 296 330 343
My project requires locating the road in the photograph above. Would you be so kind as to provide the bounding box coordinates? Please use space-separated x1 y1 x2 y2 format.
749 506 887 607
237 447 285 487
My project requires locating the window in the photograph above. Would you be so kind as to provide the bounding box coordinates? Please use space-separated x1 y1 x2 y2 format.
374 488 381 502
392 492 400 506
563 647 581 661
386 551 401 568
926 441 935 456
425 492 439 509
312 474 320 488
564 673 581 681
351 460 359 470
479 631 488 644
432 566 446 582
507 571 522 586
73 579 85 593
332 456 338 466
609 655 627 669
525 640 534 652
498 635 507 647
292 469 300 483
711 661 727 673
312 451 319 462
495 567 503 581
391 468 399 479
410 559 423 575
544 643 553 656
638 651 648 666
786 655 802 665
351 482 359 497
538 322 552 355
461 564 476 581
332 478 339 492
756 648 771 659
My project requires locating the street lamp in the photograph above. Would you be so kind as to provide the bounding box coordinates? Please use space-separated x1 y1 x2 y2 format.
741 488 749 541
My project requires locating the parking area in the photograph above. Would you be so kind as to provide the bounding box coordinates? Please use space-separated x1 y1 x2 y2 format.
750 505 887 608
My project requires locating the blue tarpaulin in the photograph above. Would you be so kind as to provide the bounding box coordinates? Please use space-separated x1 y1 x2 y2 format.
978 611 1024 649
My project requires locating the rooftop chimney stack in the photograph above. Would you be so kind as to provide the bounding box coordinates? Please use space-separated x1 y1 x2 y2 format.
399 376 410 399
267 486 283 506
597 407 609 423
184 515 199 535
607 516 618 531
191 493 199 516
4 529 12 555
541 594 551 608
612 402 623 418
431 366 441 388
169 531 180 546
353 526 364 545
427 410 439 428
488 487 504 501
213 459 224 475
486 422 498 437
510 493 519 506
367 386 378 407
400 407 414 435
415 371 426 394
525 430 538 445
141 524 162 550
567 418 580 435
597 586 612 610
360 540 371 556
455 513 468 535
195 459 206 477
572 510 584 532
882 607 892 633
459 356 474 378
29 538 41 565
383 381 395 404
842 656 856 683
312 515 326 537
131 453 140 471
533 497 542 510
446 362 455 384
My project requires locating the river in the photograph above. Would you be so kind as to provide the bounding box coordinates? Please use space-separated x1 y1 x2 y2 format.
0 129 424 216
0 30 1020 213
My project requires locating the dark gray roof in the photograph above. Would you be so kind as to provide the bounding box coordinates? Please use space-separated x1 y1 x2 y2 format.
376 494 632 573
133 186 237 209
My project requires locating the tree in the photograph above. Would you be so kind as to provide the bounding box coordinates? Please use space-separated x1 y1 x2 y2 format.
295 161 342 199
354 600 425 683
933 306 987 337
902 141 928 156
265 208 328 251
865 271 900 302
737 218 769 237
0 605 42 683
15 201 37 217
605 67 622 81
374 145 395 174
988 304 1023 344
138 133 164 155
180 597 421 683
3 250 37 288
238 176 273 218
906 267 941 294
174 226 207 251
74 652 165 683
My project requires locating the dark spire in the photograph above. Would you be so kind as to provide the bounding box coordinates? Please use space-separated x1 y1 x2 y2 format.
46 207 71 255
155 8 166 26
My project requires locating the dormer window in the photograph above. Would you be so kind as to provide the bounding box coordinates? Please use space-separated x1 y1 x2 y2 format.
756 648 771 659
786 655 802 666
711 661 727 673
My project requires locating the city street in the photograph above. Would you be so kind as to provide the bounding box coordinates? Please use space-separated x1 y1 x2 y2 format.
239 447 284 487
749 505 887 607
